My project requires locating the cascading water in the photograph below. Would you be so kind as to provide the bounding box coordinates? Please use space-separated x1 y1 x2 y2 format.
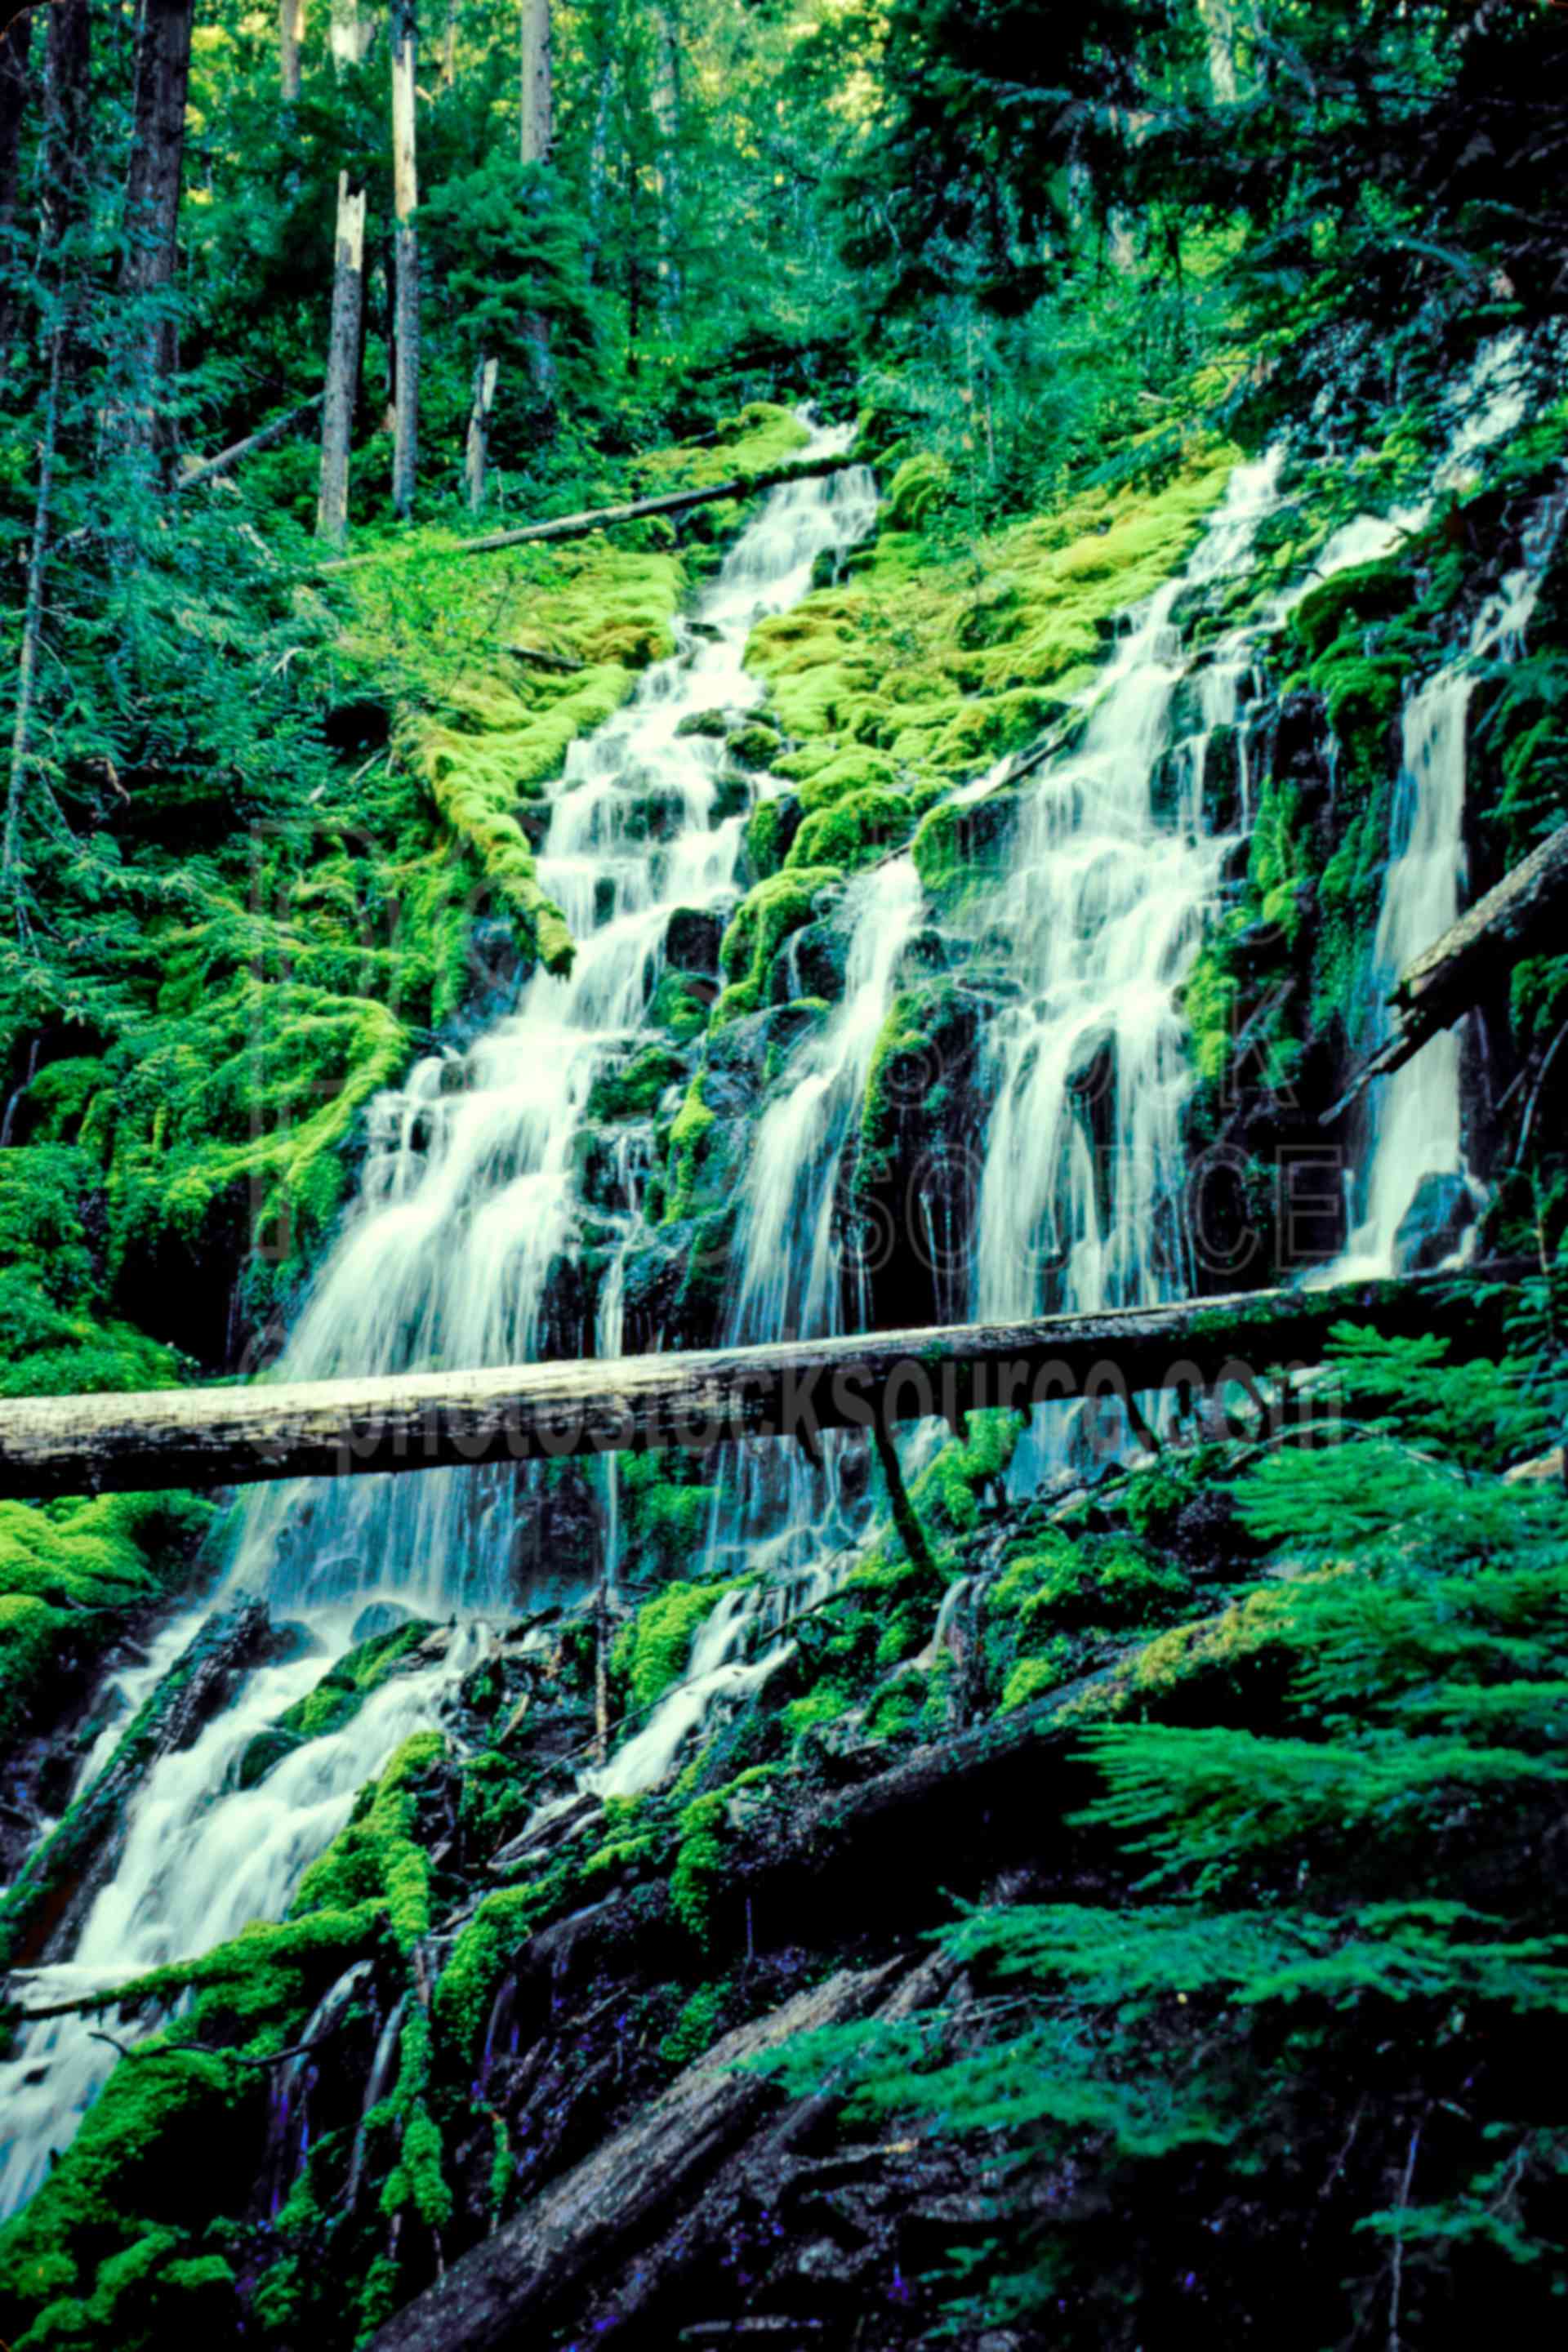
970 452 1288 1347
1344 480 1568 1272
0 423 880 2212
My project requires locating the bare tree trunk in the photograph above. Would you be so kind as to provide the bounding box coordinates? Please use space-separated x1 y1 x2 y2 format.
1197 0 1241 101
464 354 497 513
318 172 367 546
518 0 555 418
650 3 682 324
390 0 419 515
118 0 194 460
2 334 61 885
520 0 551 162
584 56 613 280
280 0 305 98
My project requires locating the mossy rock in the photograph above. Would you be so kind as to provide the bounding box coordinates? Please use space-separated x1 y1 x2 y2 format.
746 794 804 880
648 969 715 1043
726 721 784 770
767 916 848 1006
714 867 844 1027
238 1726 305 1792
911 789 1026 911
675 707 733 740
586 1042 689 1124
884 452 951 532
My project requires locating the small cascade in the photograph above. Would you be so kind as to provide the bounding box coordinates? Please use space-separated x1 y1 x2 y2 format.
0 1614 486 2213
971 451 1285 1342
1345 479 1568 1272
587 1552 850 1802
705 858 926 1578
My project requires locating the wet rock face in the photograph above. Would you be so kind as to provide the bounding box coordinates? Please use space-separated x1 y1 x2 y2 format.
664 905 724 974
1392 1169 1476 1273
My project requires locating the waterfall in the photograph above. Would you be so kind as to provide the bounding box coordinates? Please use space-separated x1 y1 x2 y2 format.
1344 483 1567 1273
0 425 879 2212
229 419 878 1618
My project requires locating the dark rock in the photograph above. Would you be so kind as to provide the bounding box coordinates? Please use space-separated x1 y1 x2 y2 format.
237 1726 305 1791
350 1601 420 1646
1200 722 1245 835
664 906 724 975
767 916 848 1006
1392 1169 1476 1274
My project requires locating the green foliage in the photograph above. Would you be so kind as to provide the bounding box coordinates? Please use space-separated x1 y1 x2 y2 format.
612 1575 735 1714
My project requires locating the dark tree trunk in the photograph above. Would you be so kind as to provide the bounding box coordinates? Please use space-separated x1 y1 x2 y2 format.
0 13 33 363
2 0 91 888
118 0 194 458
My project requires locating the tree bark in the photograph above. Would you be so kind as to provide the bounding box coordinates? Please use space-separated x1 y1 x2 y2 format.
364 1965 908 2352
0 1267 1525 1503
2 0 90 884
649 3 681 323
318 451 855 568
517 0 555 421
464 351 497 513
318 171 367 545
118 0 194 460
389 0 419 515
520 0 551 163
1322 822 1568 1124
280 0 305 98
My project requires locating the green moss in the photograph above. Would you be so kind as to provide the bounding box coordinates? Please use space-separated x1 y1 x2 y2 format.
788 786 921 873
904 1410 1027 1547
274 1620 434 1748
434 1877 560 2056
670 1790 728 1944
0 1491 212 1754
612 1575 734 1713
884 452 952 532
714 866 844 1026
1000 1643 1076 1713
585 1040 688 1122
662 1075 717 1223
660 1977 733 2067
292 1730 444 1951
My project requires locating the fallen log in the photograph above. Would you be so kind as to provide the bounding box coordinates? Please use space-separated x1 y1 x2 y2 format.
179 394 325 492
0 1267 1524 1503
1323 821 1568 1125
364 1961 913 2352
314 452 857 572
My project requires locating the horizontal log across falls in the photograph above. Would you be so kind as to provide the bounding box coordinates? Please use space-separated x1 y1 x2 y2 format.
0 1269 1521 1503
